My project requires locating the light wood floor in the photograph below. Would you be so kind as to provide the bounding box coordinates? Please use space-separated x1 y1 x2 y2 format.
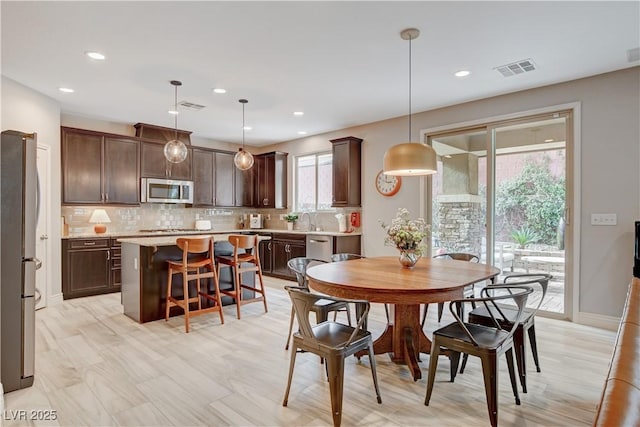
4 276 616 427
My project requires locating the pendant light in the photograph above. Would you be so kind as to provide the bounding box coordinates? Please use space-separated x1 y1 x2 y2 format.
163 80 188 164
383 28 437 176
234 98 254 170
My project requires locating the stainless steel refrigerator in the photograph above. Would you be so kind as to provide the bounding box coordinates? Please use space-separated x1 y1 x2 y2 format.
1 130 39 392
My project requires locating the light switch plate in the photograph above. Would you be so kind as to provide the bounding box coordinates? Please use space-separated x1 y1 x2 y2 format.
591 213 617 226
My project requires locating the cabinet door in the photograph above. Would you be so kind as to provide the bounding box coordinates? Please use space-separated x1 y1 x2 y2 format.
288 242 306 261
331 137 361 207
255 152 287 208
104 137 140 204
141 141 192 180
235 166 254 207
215 152 235 207
62 130 103 204
193 149 214 206
271 240 290 276
64 248 111 298
258 239 272 274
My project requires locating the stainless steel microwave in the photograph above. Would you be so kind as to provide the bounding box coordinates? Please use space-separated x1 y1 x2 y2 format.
141 178 193 204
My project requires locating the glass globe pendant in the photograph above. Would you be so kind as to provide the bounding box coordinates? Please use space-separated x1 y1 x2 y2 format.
164 80 188 164
234 99 254 171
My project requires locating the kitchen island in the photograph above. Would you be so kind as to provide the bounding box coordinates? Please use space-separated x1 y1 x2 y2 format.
119 233 270 323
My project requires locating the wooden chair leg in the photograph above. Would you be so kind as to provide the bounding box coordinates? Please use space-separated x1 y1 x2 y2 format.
256 263 268 313
424 338 441 406
326 355 345 427
182 271 190 333
420 304 428 328
528 324 541 372
196 270 202 310
437 303 444 322
505 348 521 405
233 266 241 319
480 353 498 427
282 344 298 407
212 264 224 325
165 268 173 321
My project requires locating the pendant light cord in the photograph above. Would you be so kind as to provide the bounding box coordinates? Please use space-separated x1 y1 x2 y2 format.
408 34 412 142
174 83 178 140
242 102 245 149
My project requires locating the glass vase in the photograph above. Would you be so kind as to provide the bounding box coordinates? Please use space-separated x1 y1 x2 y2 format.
399 249 421 268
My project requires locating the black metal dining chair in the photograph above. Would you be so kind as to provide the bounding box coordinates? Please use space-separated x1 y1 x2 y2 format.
284 257 351 350
424 284 533 427
282 286 381 427
458 273 552 393
422 252 480 327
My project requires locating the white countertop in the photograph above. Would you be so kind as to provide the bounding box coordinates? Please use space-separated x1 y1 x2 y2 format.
63 228 361 239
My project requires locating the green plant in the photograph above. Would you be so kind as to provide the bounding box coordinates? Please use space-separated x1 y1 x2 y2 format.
511 226 540 249
284 213 298 223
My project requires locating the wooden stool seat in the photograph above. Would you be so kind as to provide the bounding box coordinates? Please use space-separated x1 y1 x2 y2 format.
215 234 267 319
165 237 224 332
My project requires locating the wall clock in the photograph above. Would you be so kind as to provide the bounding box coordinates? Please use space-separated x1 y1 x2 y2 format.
375 170 401 197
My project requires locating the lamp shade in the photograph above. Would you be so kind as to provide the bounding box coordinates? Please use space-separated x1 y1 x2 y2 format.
89 208 111 234
164 139 188 163
383 142 437 176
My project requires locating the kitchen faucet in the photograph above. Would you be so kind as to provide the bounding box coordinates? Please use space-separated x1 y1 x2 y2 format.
300 212 315 231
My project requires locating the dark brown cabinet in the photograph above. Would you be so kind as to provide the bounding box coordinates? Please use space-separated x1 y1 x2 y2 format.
258 233 273 274
62 128 140 205
110 238 122 288
62 238 115 299
254 152 287 209
271 234 306 280
331 136 362 207
141 141 192 180
193 148 253 207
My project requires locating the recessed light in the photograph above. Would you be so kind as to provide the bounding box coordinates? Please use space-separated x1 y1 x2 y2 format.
544 138 554 142
168 110 179 115
213 88 227 94
443 155 452 158
85 51 106 60
454 70 471 77
293 111 304 116
243 126 252 131
58 87 74 93
297 131 307 135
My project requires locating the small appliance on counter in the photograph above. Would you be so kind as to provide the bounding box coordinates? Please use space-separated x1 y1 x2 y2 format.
249 214 264 229
195 220 212 231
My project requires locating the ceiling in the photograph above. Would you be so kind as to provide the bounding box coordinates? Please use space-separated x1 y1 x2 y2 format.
2 1 638 146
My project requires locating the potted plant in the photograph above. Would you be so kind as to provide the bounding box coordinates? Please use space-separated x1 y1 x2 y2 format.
284 213 298 231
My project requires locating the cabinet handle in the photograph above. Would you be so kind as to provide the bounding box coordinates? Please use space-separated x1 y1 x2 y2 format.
83 242 96 246
263 198 268 205
285 244 289 253
268 242 271 251
105 193 109 201
107 250 110 261
101 193 105 201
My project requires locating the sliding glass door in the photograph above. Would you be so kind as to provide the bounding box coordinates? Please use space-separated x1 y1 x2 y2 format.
426 111 572 317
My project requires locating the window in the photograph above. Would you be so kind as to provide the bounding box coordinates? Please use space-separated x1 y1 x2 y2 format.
295 152 333 211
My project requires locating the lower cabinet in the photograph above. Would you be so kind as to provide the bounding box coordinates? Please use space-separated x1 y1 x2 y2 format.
270 234 306 280
258 233 273 274
62 238 123 299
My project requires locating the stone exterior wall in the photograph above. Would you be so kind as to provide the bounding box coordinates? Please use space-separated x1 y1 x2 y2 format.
436 198 483 255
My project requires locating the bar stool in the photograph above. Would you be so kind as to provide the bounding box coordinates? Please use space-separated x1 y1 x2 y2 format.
165 237 224 333
215 234 267 319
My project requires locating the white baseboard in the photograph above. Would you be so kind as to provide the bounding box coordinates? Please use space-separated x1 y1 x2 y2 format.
575 311 620 331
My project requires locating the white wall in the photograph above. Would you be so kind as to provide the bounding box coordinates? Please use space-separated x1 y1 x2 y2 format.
1 76 63 303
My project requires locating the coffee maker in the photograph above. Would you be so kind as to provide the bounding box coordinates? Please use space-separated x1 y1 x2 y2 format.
249 214 264 229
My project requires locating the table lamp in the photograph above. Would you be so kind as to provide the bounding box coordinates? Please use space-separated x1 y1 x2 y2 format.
89 208 111 234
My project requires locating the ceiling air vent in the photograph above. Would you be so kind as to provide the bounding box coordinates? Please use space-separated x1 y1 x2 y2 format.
494 58 536 77
178 101 205 110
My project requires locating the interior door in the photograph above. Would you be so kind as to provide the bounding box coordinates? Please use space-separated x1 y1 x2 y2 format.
36 144 49 310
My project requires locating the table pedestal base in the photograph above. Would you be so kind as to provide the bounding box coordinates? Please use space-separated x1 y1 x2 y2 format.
357 304 440 381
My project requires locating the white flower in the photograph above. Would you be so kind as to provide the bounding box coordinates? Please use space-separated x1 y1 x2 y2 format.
379 208 430 256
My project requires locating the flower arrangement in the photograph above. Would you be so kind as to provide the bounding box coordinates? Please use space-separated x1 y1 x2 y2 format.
284 213 298 223
380 208 429 256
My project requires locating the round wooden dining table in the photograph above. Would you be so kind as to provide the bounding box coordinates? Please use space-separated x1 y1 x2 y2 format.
306 256 500 381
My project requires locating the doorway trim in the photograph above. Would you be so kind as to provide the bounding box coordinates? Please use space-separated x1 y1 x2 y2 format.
36 143 51 309
419 102 581 322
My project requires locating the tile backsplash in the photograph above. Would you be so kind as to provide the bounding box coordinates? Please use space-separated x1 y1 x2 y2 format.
62 205 361 235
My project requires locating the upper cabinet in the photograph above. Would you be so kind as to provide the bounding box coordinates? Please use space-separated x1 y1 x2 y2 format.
62 127 140 205
254 152 287 209
331 136 362 207
135 123 192 180
192 148 254 207
140 141 192 180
